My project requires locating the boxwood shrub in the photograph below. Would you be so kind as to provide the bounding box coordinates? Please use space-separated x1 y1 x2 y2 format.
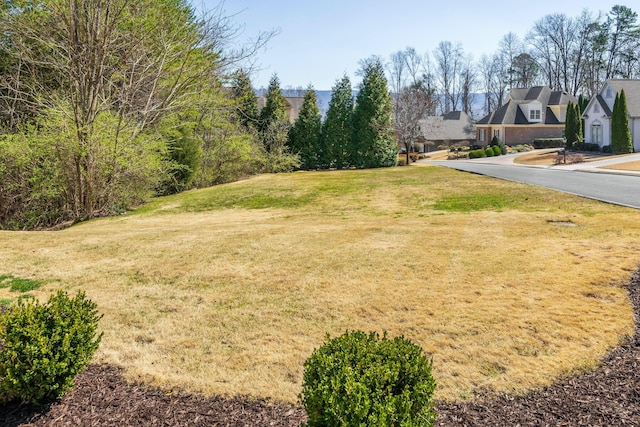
0 290 102 403
300 330 437 427
468 149 486 159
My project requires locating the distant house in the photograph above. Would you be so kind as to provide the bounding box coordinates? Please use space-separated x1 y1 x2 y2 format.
417 111 476 151
475 86 577 146
582 79 640 152
257 96 305 124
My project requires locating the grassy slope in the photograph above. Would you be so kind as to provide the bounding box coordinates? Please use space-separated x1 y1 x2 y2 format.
1 165 639 403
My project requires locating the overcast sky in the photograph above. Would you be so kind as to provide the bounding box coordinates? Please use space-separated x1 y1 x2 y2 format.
194 0 633 90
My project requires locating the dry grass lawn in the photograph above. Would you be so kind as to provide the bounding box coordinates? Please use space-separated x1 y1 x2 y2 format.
1 166 639 404
600 160 640 172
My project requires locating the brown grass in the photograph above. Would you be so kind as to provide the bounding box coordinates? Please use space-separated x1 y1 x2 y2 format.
1 166 638 404
600 160 640 171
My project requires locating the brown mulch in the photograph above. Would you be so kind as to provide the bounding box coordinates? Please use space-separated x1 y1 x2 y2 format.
2 269 639 426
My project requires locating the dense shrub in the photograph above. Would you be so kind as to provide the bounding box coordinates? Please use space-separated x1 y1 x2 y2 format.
485 147 495 157
300 330 437 427
602 145 612 153
469 149 487 159
0 290 102 403
492 146 502 156
572 142 601 152
532 138 565 149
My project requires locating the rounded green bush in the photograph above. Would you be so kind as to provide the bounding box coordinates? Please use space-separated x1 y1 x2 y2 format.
485 147 495 157
0 290 102 403
300 330 437 427
492 145 502 156
469 149 486 159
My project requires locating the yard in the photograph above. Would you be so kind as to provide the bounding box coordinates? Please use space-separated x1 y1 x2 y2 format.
1 165 639 409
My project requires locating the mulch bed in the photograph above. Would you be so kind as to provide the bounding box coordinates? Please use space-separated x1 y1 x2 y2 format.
2 269 639 426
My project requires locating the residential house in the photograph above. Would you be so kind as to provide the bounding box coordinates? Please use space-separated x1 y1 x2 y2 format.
417 111 476 151
475 86 577 146
257 96 305 124
582 79 640 152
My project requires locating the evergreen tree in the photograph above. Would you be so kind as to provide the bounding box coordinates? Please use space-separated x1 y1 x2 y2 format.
259 74 287 136
289 87 321 170
257 74 298 172
564 102 582 149
230 69 258 131
352 58 397 168
611 89 633 154
321 75 354 169
611 92 621 153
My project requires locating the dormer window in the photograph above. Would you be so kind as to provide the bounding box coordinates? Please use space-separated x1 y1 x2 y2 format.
529 109 541 121
594 103 600 113
606 87 613 98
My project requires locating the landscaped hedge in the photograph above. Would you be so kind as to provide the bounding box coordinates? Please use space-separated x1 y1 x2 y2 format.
532 138 565 149
469 149 487 159
572 142 601 152
300 330 437 426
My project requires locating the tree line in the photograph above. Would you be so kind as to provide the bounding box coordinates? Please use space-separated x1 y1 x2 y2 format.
0 0 285 229
0 1 401 230
234 57 398 172
384 4 640 118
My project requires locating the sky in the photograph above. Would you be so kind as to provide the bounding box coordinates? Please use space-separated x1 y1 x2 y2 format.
193 0 632 90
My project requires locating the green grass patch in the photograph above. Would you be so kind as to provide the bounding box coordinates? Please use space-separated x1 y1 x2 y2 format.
0 275 43 292
433 193 520 212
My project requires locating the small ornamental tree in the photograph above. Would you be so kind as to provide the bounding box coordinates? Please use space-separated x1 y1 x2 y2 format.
289 88 322 170
611 89 633 154
300 330 437 427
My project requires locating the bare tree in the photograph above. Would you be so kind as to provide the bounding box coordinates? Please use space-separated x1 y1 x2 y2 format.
460 57 477 117
478 53 509 116
434 41 464 114
0 0 276 221
394 81 435 165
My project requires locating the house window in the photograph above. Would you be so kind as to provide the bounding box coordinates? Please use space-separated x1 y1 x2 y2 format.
494 130 500 139
591 122 602 144
529 109 541 120
594 103 599 113
479 129 486 142
606 87 613 98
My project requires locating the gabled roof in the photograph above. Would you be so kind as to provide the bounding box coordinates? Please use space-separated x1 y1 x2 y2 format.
419 111 476 141
606 80 640 117
477 86 576 125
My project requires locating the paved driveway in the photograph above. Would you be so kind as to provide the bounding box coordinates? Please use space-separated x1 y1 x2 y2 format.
425 151 640 209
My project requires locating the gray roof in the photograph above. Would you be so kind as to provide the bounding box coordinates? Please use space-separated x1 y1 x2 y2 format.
419 111 476 141
477 86 577 125
606 80 640 117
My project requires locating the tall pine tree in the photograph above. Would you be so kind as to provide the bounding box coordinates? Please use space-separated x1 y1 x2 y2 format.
230 69 259 132
322 75 354 169
611 89 633 154
564 102 576 150
564 102 583 150
259 74 288 135
352 58 397 168
259 74 289 152
289 87 321 170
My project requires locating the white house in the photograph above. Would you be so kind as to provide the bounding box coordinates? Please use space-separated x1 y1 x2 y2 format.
582 79 640 152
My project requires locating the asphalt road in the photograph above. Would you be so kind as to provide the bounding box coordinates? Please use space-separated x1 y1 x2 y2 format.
429 160 640 210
